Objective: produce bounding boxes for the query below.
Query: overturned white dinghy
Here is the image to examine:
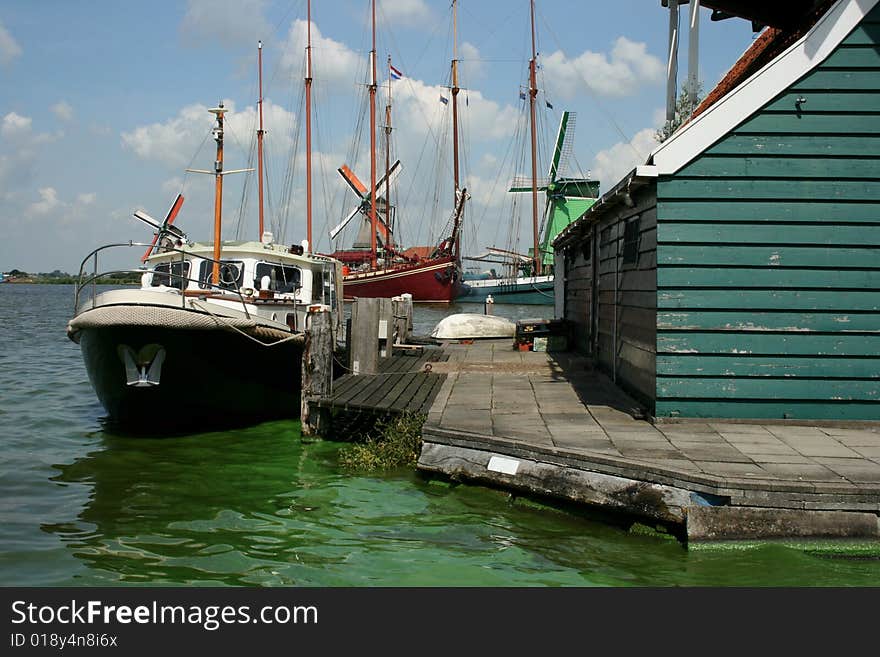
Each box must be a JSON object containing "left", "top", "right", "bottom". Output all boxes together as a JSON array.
[{"left": 430, "top": 313, "right": 516, "bottom": 340}]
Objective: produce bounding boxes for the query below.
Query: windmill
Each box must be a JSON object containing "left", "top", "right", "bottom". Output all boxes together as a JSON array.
[
  {"left": 133, "top": 194, "right": 186, "bottom": 262},
  {"left": 508, "top": 112, "right": 599, "bottom": 271},
  {"left": 330, "top": 160, "right": 402, "bottom": 250}
]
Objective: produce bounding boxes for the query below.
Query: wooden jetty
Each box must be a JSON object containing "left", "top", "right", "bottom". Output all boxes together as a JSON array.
[
  {"left": 302, "top": 301, "right": 880, "bottom": 544},
  {"left": 418, "top": 340, "right": 880, "bottom": 544}
]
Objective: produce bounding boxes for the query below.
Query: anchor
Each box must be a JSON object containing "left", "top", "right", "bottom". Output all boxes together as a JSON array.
[{"left": 117, "top": 344, "right": 166, "bottom": 387}]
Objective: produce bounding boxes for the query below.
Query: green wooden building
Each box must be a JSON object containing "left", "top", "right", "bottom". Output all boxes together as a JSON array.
[{"left": 554, "top": 0, "right": 880, "bottom": 421}]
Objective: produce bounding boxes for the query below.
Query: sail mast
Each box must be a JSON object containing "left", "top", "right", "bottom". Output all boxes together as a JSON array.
[
  {"left": 257, "top": 42, "right": 265, "bottom": 239},
  {"left": 305, "top": 0, "right": 313, "bottom": 249},
  {"left": 450, "top": 0, "right": 462, "bottom": 260},
  {"left": 528, "top": 0, "right": 541, "bottom": 276},
  {"left": 368, "top": 0, "right": 378, "bottom": 269},
  {"left": 385, "top": 55, "right": 394, "bottom": 255},
  {"left": 209, "top": 103, "right": 227, "bottom": 284}
]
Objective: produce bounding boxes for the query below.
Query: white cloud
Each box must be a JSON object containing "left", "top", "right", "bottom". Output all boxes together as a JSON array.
[
  {"left": 280, "top": 20, "right": 363, "bottom": 91},
  {"left": 0, "top": 21, "right": 22, "bottom": 66},
  {"left": 27, "top": 187, "right": 61, "bottom": 216},
  {"left": 2, "top": 112, "right": 32, "bottom": 138},
  {"left": 77, "top": 192, "right": 96, "bottom": 205},
  {"left": 121, "top": 100, "right": 296, "bottom": 170},
  {"left": 377, "top": 0, "right": 432, "bottom": 26},
  {"left": 459, "top": 42, "right": 485, "bottom": 82},
  {"left": 542, "top": 36, "right": 664, "bottom": 99},
  {"left": 180, "top": 0, "right": 271, "bottom": 46},
  {"left": 589, "top": 128, "right": 656, "bottom": 190},
  {"left": 51, "top": 101, "right": 74, "bottom": 122}
]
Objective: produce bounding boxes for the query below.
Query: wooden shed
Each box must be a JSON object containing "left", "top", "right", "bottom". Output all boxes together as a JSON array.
[{"left": 553, "top": 0, "right": 880, "bottom": 421}]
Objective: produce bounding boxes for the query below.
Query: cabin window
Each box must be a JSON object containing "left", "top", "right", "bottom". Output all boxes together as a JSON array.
[
  {"left": 622, "top": 216, "right": 640, "bottom": 265},
  {"left": 255, "top": 262, "right": 301, "bottom": 294},
  {"left": 198, "top": 260, "right": 244, "bottom": 291},
  {"left": 151, "top": 261, "right": 190, "bottom": 289}
]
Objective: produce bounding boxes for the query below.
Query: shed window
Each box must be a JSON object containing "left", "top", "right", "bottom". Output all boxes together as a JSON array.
[{"left": 622, "top": 217, "right": 640, "bottom": 265}]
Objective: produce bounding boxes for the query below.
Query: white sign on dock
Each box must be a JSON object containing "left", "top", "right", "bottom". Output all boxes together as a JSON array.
[{"left": 487, "top": 455, "right": 520, "bottom": 475}]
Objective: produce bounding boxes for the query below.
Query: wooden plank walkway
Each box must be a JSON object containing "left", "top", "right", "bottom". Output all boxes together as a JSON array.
[{"left": 316, "top": 348, "right": 449, "bottom": 417}]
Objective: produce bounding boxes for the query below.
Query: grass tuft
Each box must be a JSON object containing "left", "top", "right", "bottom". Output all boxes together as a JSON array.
[{"left": 338, "top": 412, "right": 426, "bottom": 471}]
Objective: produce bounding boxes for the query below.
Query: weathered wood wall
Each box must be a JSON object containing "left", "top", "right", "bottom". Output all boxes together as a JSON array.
[
  {"left": 654, "top": 7, "right": 880, "bottom": 420},
  {"left": 559, "top": 187, "right": 658, "bottom": 407}
]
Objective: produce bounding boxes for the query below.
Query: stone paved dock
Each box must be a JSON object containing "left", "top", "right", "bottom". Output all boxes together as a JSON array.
[{"left": 418, "top": 340, "right": 880, "bottom": 542}]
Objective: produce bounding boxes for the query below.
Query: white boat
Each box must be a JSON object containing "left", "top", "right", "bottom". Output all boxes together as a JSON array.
[
  {"left": 67, "top": 42, "right": 342, "bottom": 429},
  {"left": 430, "top": 313, "right": 515, "bottom": 340}
]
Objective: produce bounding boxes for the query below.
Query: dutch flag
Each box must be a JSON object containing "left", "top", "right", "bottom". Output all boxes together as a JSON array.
[{"left": 390, "top": 64, "right": 403, "bottom": 80}]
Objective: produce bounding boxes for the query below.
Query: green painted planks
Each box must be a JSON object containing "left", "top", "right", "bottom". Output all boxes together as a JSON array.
[
  {"left": 657, "top": 332, "right": 880, "bottom": 356},
  {"left": 737, "top": 112, "right": 880, "bottom": 133},
  {"left": 656, "top": 377, "right": 878, "bottom": 400},
  {"left": 657, "top": 222, "right": 880, "bottom": 245},
  {"left": 674, "top": 155, "right": 880, "bottom": 179},
  {"left": 657, "top": 245, "right": 879, "bottom": 268},
  {"left": 658, "top": 289, "right": 880, "bottom": 311},
  {"left": 657, "top": 268, "right": 879, "bottom": 289},
  {"left": 654, "top": 400, "right": 879, "bottom": 420},
  {"left": 841, "top": 23, "right": 880, "bottom": 46},
  {"left": 820, "top": 46, "right": 880, "bottom": 68},
  {"left": 705, "top": 134, "right": 880, "bottom": 157},
  {"left": 656, "top": 310, "right": 880, "bottom": 333},
  {"left": 766, "top": 91, "right": 880, "bottom": 113},
  {"left": 656, "top": 354, "right": 880, "bottom": 378},
  {"left": 792, "top": 69, "right": 880, "bottom": 92},
  {"left": 658, "top": 199, "right": 880, "bottom": 223},
  {"left": 660, "top": 179, "right": 880, "bottom": 200}
]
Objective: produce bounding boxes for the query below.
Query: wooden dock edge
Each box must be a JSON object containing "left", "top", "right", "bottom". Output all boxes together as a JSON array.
[{"left": 418, "top": 431, "right": 880, "bottom": 543}]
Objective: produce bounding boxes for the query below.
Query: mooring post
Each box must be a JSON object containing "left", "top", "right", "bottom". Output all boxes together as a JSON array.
[
  {"left": 378, "top": 297, "right": 393, "bottom": 358},
  {"left": 401, "top": 292, "right": 413, "bottom": 341},
  {"left": 301, "top": 304, "right": 333, "bottom": 436},
  {"left": 349, "top": 296, "right": 379, "bottom": 375},
  {"left": 484, "top": 294, "right": 494, "bottom": 315}
]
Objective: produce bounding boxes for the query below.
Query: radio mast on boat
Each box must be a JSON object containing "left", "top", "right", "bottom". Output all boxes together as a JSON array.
[{"left": 257, "top": 41, "right": 266, "bottom": 239}]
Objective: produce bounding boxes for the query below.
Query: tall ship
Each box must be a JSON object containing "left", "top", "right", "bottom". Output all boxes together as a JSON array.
[
  {"left": 460, "top": 1, "right": 598, "bottom": 305},
  {"left": 67, "top": 36, "right": 342, "bottom": 429},
  {"left": 328, "top": 0, "right": 467, "bottom": 303}
]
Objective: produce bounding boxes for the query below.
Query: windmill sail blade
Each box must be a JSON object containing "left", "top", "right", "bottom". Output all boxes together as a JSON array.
[
  {"left": 338, "top": 164, "right": 368, "bottom": 198},
  {"left": 142, "top": 194, "right": 185, "bottom": 262},
  {"left": 374, "top": 160, "right": 402, "bottom": 200},
  {"left": 548, "top": 111, "right": 575, "bottom": 182},
  {"left": 133, "top": 210, "right": 162, "bottom": 230},
  {"left": 330, "top": 205, "right": 363, "bottom": 240}
]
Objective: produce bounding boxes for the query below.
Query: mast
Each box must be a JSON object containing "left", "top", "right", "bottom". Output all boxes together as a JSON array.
[
  {"left": 305, "top": 0, "right": 313, "bottom": 249},
  {"left": 450, "top": 0, "right": 462, "bottom": 261},
  {"left": 368, "top": 0, "right": 378, "bottom": 269},
  {"left": 528, "top": 0, "right": 541, "bottom": 276},
  {"left": 209, "top": 103, "right": 227, "bottom": 284},
  {"left": 257, "top": 42, "right": 265, "bottom": 239},
  {"left": 385, "top": 54, "right": 393, "bottom": 255}
]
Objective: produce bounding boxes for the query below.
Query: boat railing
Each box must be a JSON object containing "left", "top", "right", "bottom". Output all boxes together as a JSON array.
[{"left": 74, "top": 241, "right": 252, "bottom": 319}]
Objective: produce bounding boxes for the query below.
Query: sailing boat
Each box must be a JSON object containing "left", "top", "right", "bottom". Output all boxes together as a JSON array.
[
  {"left": 460, "top": 1, "right": 598, "bottom": 305},
  {"left": 66, "top": 37, "right": 343, "bottom": 429},
  {"left": 328, "top": 0, "right": 466, "bottom": 303}
]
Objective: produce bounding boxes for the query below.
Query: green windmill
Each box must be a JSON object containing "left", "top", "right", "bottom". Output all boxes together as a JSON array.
[{"left": 509, "top": 111, "right": 599, "bottom": 274}]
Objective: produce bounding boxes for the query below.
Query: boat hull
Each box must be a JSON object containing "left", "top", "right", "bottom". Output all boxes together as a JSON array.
[
  {"left": 342, "top": 256, "right": 461, "bottom": 302},
  {"left": 459, "top": 276, "right": 554, "bottom": 305},
  {"left": 78, "top": 324, "right": 302, "bottom": 430}
]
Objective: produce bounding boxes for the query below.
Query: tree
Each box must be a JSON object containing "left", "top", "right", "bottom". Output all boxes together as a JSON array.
[{"left": 655, "top": 81, "right": 704, "bottom": 143}]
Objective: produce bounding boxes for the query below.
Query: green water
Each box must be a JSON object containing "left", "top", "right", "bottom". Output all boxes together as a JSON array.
[{"left": 1, "top": 284, "right": 879, "bottom": 586}]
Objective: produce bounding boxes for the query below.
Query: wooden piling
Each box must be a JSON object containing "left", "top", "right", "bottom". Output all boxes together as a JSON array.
[
  {"left": 378, "top": 297, "right": 393, "bottom": 357},
  {"left": 301, "top": 304, "right": 334, "bottom": 435},
  {"left": 349, "top": 297, "right": 379, "bottom": 375}
]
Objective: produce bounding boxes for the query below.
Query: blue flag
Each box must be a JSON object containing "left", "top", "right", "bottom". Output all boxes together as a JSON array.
[{"left": 439, "top": 95, "right": 448, "bottom": 104}]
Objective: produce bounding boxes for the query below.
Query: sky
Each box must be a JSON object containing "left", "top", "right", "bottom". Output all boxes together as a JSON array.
[{"left": 0, "top": 0, "right": 761, "bottom": 274}]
